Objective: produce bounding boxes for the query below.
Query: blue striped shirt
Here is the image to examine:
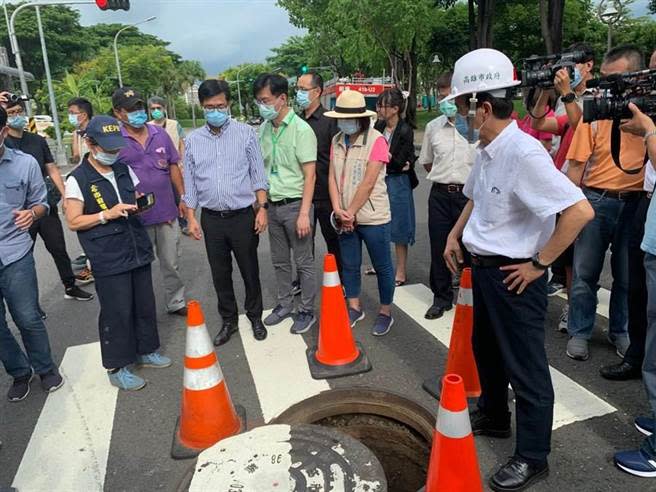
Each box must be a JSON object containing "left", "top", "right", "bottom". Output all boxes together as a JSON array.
[{"left": 183, "top": 119, "right": 268, "bottom": 211}]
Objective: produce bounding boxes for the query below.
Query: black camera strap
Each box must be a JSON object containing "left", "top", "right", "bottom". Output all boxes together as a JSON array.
[{"left": 610, "top": 118, "right": 648, "bottom": 175}]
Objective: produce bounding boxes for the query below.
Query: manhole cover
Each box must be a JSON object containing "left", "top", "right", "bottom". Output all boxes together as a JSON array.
[{"left": 186, "top": 424, "right": 387, "bottom": 491}]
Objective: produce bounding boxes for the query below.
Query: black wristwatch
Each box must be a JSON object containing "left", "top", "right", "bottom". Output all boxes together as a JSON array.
[
  {"left": 561, "top": 92, "right": 576, "bottom": 104},
  {"left": 254, "top": 201, "right": 269, "bottom": 211},
  {"left": 531, "top": 253, "right": 550, "bottom": 270}
]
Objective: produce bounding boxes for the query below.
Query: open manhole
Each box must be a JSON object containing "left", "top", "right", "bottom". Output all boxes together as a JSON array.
[{"left": 272, "top": 388, "right": 435, "bottom": 492}]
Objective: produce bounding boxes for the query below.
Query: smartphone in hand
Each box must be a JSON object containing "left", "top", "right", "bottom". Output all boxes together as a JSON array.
[{"left": 132, "top": 193, "right": 156, "bottom": 214}]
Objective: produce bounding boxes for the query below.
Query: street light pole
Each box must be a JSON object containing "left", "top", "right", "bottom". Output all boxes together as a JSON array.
[
  {"left": 236, "top": 65, "right": 247, "bottom": 117},
  {"left": 113, "top": 16, "right": 157, "bottom": 88}
]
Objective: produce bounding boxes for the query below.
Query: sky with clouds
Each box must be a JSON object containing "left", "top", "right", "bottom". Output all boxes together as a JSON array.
[{"left": 72, "top": 0, "right": 304, "bottom": 76}]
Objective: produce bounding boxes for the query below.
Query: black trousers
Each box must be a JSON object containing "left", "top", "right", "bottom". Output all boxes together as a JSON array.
[
  {"left": 472, "top": 265, "right": 553, "bottom": 464},
  {"left": 29, "top": 206, "right": 75, "bottom": 288},
  {"left": 624, "top": 194, "right": 650, "bottom": 367},
  {"left": 95, "top": 264, "right": 159, "bottom": 369},
  {"left": 201, "top": 207, "right": 263, "bottom": 323},
  {"left": 313, "top": 199, "right": 342, "bottom": 274},
  {"left": 428, "top": 185, "right": 469, "bottom": 308}
]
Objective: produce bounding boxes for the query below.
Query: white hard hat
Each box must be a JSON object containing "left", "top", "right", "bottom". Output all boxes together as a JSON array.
[{"left": 443, "top": 48, "right": 520, "bottom": 102}]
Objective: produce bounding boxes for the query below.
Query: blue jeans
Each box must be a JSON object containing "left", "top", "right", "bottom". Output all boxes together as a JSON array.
[
  {"left": 642, "top": 253, "right": 656, "bottom": 458},
  {"left": 0, "top": 252, "right": 55, "bottom": 378},
  {"left": 339, "top": 223, "right": 395, "bottom": 305},
  {"left": 568, "top": 189, "right": 637, "bottom": 340}
]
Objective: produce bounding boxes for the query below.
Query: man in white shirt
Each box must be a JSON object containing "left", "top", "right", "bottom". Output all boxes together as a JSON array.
[
  {"left": 443, "top": 49, "right": 594, "bottom": 492},
  {"left": 419, "top": 71, "right": 477, "bottom": 319}
]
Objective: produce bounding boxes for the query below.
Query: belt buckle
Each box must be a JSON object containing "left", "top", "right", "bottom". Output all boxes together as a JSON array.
[
  {"left": 219, "top": 210, "right": 230, "bottom": 218},
  {"left": 447, "top": 184, "right": 459, "bottom": 193}
]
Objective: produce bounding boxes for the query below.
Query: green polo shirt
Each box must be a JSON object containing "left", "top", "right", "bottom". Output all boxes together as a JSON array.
[{"left": 258, "top": 109, "right": 317, "bottom": 202}]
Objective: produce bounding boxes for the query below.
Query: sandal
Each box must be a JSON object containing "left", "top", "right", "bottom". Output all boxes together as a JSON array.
[
  {"left": 395, "top": 280, "right": 406, "bottom": 287},
  {"left": 365, "top": 267, "right": 377, "bottom": 275}
]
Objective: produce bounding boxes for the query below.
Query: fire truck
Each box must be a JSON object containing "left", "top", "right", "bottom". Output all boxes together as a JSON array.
[{"left": 321, "top": 75, "right": 396, "bottom": 111}]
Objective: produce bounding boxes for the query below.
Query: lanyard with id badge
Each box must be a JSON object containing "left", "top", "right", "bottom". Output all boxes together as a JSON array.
[{"left": 268, "top": 113, "right": 294, "bottom": 176}]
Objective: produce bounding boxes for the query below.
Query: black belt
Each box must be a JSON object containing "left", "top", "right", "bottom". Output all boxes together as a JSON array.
[
  {"left": 646, "top": 192, "right": 653, "bottom": 200},
  {"left": 202, "top": 206, "right": 251, "bottom": 218},
  {"left": 585, "top": 187, "right": 641, "bottom": 201},
  {"left": 270, "top": 197, "right": 302, "bottom": 207},
  {"left": 433, "top": 183, "right": 465, "bottom": 193},
  {"left": 471, "top": 254, "right": 531, "bottom": 268}
]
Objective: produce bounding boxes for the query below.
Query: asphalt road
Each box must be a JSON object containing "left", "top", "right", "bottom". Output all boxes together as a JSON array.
[{"left": 0, "top": 164, "right": 652, "bottom": 492}]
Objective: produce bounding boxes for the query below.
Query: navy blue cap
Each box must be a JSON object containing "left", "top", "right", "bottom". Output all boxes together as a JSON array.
[{"left": 84, "top": 116, "right": 126, "bottom": 151}]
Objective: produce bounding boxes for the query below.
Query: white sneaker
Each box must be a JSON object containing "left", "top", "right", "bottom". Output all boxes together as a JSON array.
[{"left": 557, "top": 304, "right": 568, "bottom": 333}]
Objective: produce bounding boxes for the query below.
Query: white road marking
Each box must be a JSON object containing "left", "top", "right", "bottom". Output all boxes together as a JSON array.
[
  {"left": 558, "top": 287, "right": 610, "bottom": 319},
  {"left": 12, "top": 342, "right": 117, "bottom": 492},
  {"left": 394, "top": 284, "right": 617, "bottom": 430},
  {"left": 238, "top": 313, "right": 329, "bottom": 423}
]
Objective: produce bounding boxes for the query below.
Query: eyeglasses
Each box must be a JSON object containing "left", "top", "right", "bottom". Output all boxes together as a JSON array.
[
  {"left": 6, "top": 108, "right": 24, "bottom": 117},
  {"left": 203, "top": 105, "right": 229, "bottom": 111},
  {"left": 376, "top": 104, "right": 391, "bottom": 109}
]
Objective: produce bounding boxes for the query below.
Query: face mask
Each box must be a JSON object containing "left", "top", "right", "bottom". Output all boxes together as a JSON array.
[
  {"left": 127, "top": 109, "right": 148, "bottom": 128},
  {"left": 257, "top": 101, "right": 280, "bottom": 121},
  {"left": 296, "top": 90, "right": 312, "bottom": 109},
  {"left": 7, "top": 115, "right": 27, "bottom": 130},
  {"left": 68, "top": 113, "right": 80, "bottom": 127},
  {"left": 571, "top": 67, "right": 583, "bottom": 89},
  {"left": 338, "top": 119, "right": 360, "bottom": 135},
  {"left": 151, "top": 109, "right": 165, "bottom": 121},
  {"left": 439, "top": 99, "right": 458, "bottom": 118},
  {"left": 93, "top": 149, "right": 119, "bottom": 166},
  {"left": 205, "top": 108, "right": 230, "bottom": 128},
  {"left": 455, "top": 113, "right": 479, "bottom": 141}
]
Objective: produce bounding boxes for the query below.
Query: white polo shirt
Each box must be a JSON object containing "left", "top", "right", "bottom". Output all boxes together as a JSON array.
[
  {"left": 419, "top": 115, "right": 477, "bottom": 184},
  {"left": 462, "top": 121, "right": 585, "bottom": 258}
]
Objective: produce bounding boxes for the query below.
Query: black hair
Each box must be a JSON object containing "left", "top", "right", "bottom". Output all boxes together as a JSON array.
[
  {"left": 198, "top": 79, "right": 231, "bottom": 104},
  {"left": 436, "top": 71, "right": 453, "bottom": 89},
  {"left": 567, "top": 42, "right": 595, "bottom": 63},
  {"left": 377, "top": 87, "right": 405, "bottom": 111},
  {"left": 305, "top": 71, "right": 324, "bottom": 93},
  {"left": 604, "top": 44, "right": 645, "bottom": 71},
  {"left": 356, "top": 116, "right": 371, "bottom": 134},
  {"left": 476, "top": 92, "right": 514, "bottom": 119},
  {"left": 252, "top": 73, "right": 288, "bottom": 98},
  {"left": 67, "top": 97, "right": 93, "bottom": 119},
  {"left": 0, "top": 106, "right": 6, "bottom": 128},
  {"left": 4, "top": 98, "right": 24, "bottom": 111}
]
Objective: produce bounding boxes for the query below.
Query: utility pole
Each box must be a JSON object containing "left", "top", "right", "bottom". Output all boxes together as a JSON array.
[{"left": 113, "top": 16, "right": 157, "bottom": 87}]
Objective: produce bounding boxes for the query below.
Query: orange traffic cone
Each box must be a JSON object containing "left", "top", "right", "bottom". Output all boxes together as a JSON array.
[
  {"left": 306, "top": 254, "right": 372, "bottom": 379},
  {"left": 425, "top": 374, "right": 483, "bottom": 492},
  {"left": 423, "top": 268, "right": 481, "bottom": 400},
  {"left": 171, "top": 300, "right": 245, "bottom": 459}
]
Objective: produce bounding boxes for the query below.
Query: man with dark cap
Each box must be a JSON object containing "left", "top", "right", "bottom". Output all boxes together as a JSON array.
[{"left": 112, "top": 87, "right": 187, "bottom": 316}]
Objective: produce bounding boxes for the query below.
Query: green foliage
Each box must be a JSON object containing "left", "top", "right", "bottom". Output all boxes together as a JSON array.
[{"left": 219, "top": 62, "right": 278, "bottom": 116}]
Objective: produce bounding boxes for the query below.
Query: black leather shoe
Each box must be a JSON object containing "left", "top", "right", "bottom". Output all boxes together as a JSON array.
[
  {"left": 251, "top": 319, "right": 267, "bottom": 341},
  {"left": 213, "top": 321, "right": 238, "bottom": 347},
  {"left": 470, "top": 409, "right": 512, "bottom": 438},
  {"left": 490, "top": 456, "right": 549, "bottom": 491},
  {"left": 424, "top": 304, "right": 452, "bottom": 320},
  {"left": 599, "top": 361, "right": 642, "bottom": 381}
]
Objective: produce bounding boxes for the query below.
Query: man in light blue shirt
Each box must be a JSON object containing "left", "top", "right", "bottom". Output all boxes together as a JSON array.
[{"left": 0, "top": 106, "right": 63, "bottom": 402}]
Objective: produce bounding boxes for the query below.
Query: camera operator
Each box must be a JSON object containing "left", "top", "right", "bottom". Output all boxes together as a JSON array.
[
  {"left": 599, "top": 49, "right": 656, "bottom": 382},
  {"left": 565, "top": 45, "right": 646, "bottom": 362},
  {"left": 612, "top": 101, "right": 656, "bottom": 476},
  {"left": 529, "top": 43, "right": 595, "bottom": 333}
]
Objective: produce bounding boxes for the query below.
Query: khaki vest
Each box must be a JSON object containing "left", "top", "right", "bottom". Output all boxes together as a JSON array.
[
  {"left": 150, "top": 118, "right": 181, "bottom": 150},
  {"left": 331, "top": 128, "right": 390, "bottom": 225}
]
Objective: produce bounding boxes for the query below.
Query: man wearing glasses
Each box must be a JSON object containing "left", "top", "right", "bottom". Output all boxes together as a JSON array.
[{"left": 183, "top": 79, "right": 269, "bottom": 346}]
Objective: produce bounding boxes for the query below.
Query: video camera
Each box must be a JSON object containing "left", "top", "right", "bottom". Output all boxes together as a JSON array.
[
  {"left": 583, "top": 69, "right": 656, "bottom": 123},
  {"left": 520, "top": 51, "right": 589, "bottom": 88},
  {"left": 581, "top": 69, "right": 656, "bottom": 175},
  {"left": 5, "top": 93, "right": 29, "bottom": 104}
]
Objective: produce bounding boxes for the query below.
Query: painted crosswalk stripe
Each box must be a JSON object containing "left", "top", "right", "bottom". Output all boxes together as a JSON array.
[
  {"left": 394, "top": 284, "right": 617, "bottom": 430},
  {"left": 238, "top": 313, "right": 329, "bottom": 423},
  {"left": 558, "top": 287, "right": 610, "bottom": 319},
  {"left": 12, "top": 342, "right": 117, "bottom": 492}
]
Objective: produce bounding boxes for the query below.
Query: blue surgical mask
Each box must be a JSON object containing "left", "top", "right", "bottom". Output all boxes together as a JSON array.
[
  {"left": 338, "top": 119, "right": 360, "bottom": 136},
  {"left": 127, "top": 109, "right": 148, "bottom": 128},
  {"left": 151, "top": 108, "right": 165, "bottom": 121},
  {"left": 94, "top": 149, "right": 119, "bottom": 166},
  {"left": 7, "top": 115, "right": 28, "bottom": 130},
  {"left": 204, "top": 108, "right": 230, "bottom": 128},
  {"left": 439, "top": 99, "right": 458, "bottom": 118},
  {"left": 571, "top": 67, "right": 583, "bottom": 89},
  {"left": 296, "top": 90, "right": 312, "bottom": 109},
  {"left": 455, "top": 113, "right": 479, "bottom": 141},
  {"left": 257, "top": 102, "right": 280, "bottom": 121},
  {"left": 68, "top": 113, "right": 80, "bottom": 128}
]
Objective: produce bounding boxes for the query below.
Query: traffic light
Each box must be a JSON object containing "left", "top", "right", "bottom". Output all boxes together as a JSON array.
[
  {"left": 299, "top": 64, "right": 309, "bottom": 75},
  {"left": 96, "top": 0, "right": 130, "bottom": 10}
]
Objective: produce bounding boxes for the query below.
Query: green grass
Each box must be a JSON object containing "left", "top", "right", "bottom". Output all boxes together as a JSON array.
[{"left": 415, "top": 109, "right": 438, "bottom": 132}]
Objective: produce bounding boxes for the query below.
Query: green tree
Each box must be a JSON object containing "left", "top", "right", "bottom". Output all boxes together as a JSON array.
[{"left": 220, "top": 62, "right": 276, "bottom": 116}]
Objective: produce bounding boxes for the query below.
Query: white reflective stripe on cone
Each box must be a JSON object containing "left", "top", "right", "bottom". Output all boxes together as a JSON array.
[
  {"left": 184, "top": 364, "right": 223, "bottom": 391},
  {"left": 436, "top": 407, "right": 472, "bottom": 439},
  {"left": 457, "top": 287, "right": 473, "bottom": 307},
  {"left": 186, "top": 324, "right": 214, "bottom": 358},
  {"left": 323, "top": 270, "right": 341, "bottom": 288}
]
